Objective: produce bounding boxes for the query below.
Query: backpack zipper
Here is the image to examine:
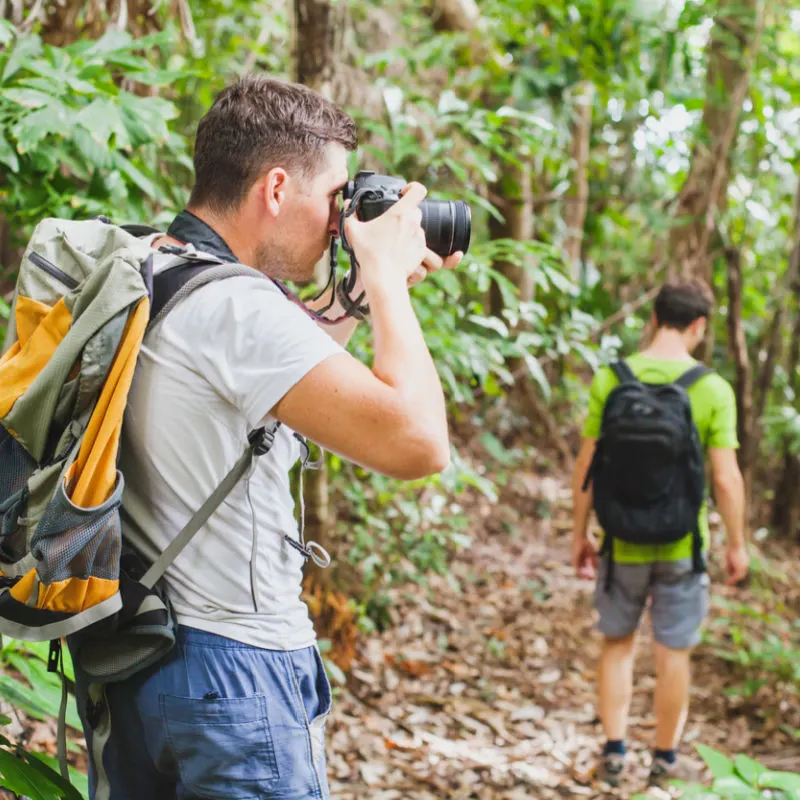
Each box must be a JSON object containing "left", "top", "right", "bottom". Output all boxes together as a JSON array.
[{"left": 28, "top": 252, "right": 79, "bottom": 290}]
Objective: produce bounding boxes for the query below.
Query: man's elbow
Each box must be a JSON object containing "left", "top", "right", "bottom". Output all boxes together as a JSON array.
[{"left": 389, "top": 427, "right": 450, "bottom": 480}]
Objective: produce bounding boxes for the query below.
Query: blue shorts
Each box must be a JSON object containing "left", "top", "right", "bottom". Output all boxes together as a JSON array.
[{"left": 72, "top": 626, "right": 332, "bottom": 800}]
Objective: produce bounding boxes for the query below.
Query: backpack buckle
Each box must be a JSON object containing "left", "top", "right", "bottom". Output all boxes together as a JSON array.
[
  {"left": 158, "top": 244, "right": 188, "bottom": 256},
  {"left": 248, "top": 426, "right": 276, "bottom": 456}
]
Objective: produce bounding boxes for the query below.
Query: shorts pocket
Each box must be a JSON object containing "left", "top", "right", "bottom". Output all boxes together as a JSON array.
[
  {"left": 308, "top": 646, "right": 332, "bottom": 773},
  {"left": 161, "top": 693, "right": 278, "bottom": 799}
]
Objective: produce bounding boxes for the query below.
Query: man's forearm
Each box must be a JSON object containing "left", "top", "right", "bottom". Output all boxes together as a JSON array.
[
  {"left": 366, "top": 276, "right": 447, "bottom": 439},
  {"left": 572, "top": 479, "right": 592, "bottom": 541},
  {"left": 714, "top": 476, "right": 746, "bottom": 548}
]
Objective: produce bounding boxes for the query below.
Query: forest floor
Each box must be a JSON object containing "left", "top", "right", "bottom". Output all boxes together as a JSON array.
[
  {"left": 1, "top": 459, "right": 798, "bottom": 800},
  {"left": 323, "top": 464, "right": 800, "bottom": 800}
]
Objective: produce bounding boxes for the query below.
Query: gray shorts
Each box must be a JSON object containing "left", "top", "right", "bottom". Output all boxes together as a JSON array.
[{"left": 594, "top": 556, "right": 710, "bottom": 650}]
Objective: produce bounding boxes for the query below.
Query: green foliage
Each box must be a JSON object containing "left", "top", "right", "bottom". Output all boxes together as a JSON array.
[
  {"left": 630, "top": 746, "right": 800, "bottom": 800},
  {"left": 701, "top": 595, "right": 800, "bottom": 699},
  {"left": 0, "top": 722, "right": 85, "bottom": 800},
  {"left": 0, "top": 639, "right": 82, "bottom": 731},
  {"left": 0, "top": 25, "right": 192, "bottom": 253}
]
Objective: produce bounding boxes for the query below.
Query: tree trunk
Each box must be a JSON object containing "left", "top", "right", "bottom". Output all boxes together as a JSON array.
[
  {"left": 488, "top": 157, "right": 535, "bottom": 315},
  {"left": 771, "top": 178, "right": 800, "bottom": 540},
  {"left": 292, "top": 0, "right": 347, "bottom": 590},
  {"left": 725, "top": 247, "right": 754, "bottom": 510},
  {"left": 771, "top": 303, "right": 800, "bottom": 539},
  {"left": 294, "top": 0, "right": 346, "bottom": 98},
  {"left": 669, "top": 0, "right": 761, "bottom": 284},
  {"left": 563, "top": 81, "right": 594, "bottom": 283}
]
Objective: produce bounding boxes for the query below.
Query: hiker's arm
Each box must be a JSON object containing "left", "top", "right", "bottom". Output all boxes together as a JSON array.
[
  {"left": 273, "top": 183, "right": 459, "bottom": 481},
  {"left": 571, "top": 437, "right": 598, "bottom": 578},
  {"left": 708, "top": 448, "right": 748, "bottom": 583},
  {"left": 572, "top": 437, "right": 596, "bottom": 540}
]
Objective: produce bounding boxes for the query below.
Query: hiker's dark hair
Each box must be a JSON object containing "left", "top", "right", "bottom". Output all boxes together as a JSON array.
[
  {"left": 189, "top": 74, "right": 358, "bottom": 213},
  {"left": 653, "top": 278, "right": 714, "bottom": 331}
]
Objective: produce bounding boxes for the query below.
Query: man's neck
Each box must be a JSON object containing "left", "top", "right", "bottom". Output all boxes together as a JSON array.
[
  {"left": 185, "top": 206, "right": 255, "bottom": 266},
  {"left": 640, "top": 328, "right": 694, "bottom": 361}
]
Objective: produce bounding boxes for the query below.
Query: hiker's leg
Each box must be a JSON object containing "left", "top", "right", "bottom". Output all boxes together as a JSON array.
[
  {"left": 599, "top": 633, "right": 637, "bottom": 740},
  {"left": 649, "top": 558, "right": 710, "bottom": 751},
  {"left": 593, "top": 558, "right": 651, "bottom": 741},
  {"left": 69, "top": 644, "right": 179, "bottom": 800},
  {"left": 652, "top": 642, "right": 691, "bottom": 749},
  {"left": 152, "top": 626, "right": 331, "bottom": 800}
]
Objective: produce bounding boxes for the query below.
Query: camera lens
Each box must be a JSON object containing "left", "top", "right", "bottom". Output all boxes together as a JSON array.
[{"left": 420, "top": 200, "right": 471, "bottom": 257}]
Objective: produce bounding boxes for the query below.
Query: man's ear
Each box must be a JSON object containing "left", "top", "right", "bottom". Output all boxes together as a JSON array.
[
  {"left": 691, "top": 316, "right": 707, "bottom": 342},
  {"left": 262, "top": 167, "right": 290, "bottom": 217}
]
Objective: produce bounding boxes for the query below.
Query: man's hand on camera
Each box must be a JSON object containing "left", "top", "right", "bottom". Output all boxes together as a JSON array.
[
  {"left": 344, "top": 182, "right": 463, "bottom": 292},
  {"left": 409, "top": 246, "right": 462, "bottom": 288}
]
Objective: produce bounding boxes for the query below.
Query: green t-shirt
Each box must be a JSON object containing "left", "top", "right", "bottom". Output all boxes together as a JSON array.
[{"left": 582, "top": 354, "right": 739, "bottom": 563}]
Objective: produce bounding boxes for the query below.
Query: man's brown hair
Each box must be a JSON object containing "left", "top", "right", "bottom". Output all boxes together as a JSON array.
[
  {"left": 653, "top": 278, "right": 714, "bottom": 331},
  {"left": 189, "top": 75, "right": 358, "bottom": 213}
]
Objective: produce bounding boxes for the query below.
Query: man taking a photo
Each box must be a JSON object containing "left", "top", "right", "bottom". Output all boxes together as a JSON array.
[{"left": 72, "top": 74, "right": 462, "bottom": 800}]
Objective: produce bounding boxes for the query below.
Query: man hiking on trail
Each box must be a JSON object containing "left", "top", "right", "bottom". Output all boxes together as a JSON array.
[
  {"left": 571, "top": 278, "right": 749, "bottom": 788},
  {"left": 68, "top": 75, "right": 462, "bottom": 799}
]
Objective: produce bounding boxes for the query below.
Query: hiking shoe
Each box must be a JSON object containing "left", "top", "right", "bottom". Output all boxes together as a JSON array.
[
  {"left": 598, "top": 752, "right": 626, "bottom": 786},
  {"left": 648, "top": 756, "right": 678, "bottom": 788},
  {"left": 648, "top": 755, "right": 703, "bottom": 788}
]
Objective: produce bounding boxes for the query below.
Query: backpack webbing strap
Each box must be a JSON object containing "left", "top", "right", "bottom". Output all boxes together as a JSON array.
[
  {"left": 674, "top": 364, "right": 713, "bottom": 390},
  {"left": 610, "top": 360, "right": 638, "bottom": 385},
  {"left": 691, "top": 528, "right": 705, "bottom": 574},
  {"left": 139, "top": 425, "right": 279, "bottom": 590},
  {"left": 150, "top": 259, "right": 223, "bottom": 319},
  {"left": 600, "top": 534, "right": 614, "bottom": 592},
  {"left": 150, "top": 261, "right": 262, "bottom": 329}
]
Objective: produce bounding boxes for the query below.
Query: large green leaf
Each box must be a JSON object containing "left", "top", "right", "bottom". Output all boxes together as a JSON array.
[
  {"left": 734, "top": 755, "right": 766, "bottom": 787},
  {"left": 758, "top": 771, "right": 800, "bottom": 800},
  {"left": 5, "top": 653, "right": 82, "bottom": 730},
  {"left": 2, "top": 34, "right": 44, "bottom": 83},
  {"left": 0, "top": 132, "right": 20, "bottom": 173},
  {"left": 696, "top": 744, "right": 735, "bottom": 779},
  {"left": 3, "top": 88, "right": 54, "bottom": 109},
  {"left": 26, "top": 753, "right": 87, "bottom": 800},
  {"left": 0, "top": 748, "right": 69, "bottom": 800},
  {"left": 0, "top": 674, "right": 57, "bottom": 722},
  {"left": 710, "top": 775, "right": 763, "bottom": 798}
]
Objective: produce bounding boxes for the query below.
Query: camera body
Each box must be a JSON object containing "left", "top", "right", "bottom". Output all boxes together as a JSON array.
[{"left": 343, "top": 171, "right": 471, "bottom": 257}]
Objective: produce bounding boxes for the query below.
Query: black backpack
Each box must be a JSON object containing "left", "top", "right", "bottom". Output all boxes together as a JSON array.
[{"left": 583, "top": 360, "right": 712, "bottom": 590}]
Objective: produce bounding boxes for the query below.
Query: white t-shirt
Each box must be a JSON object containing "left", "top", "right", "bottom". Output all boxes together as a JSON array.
[{"left": 119, "top": 275, "right": 344, "bottom": 651}]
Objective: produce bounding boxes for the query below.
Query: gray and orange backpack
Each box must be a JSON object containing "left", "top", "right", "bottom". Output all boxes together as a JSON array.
[{"left": 0, "top": 217, "right": 279, "bottom": 777}]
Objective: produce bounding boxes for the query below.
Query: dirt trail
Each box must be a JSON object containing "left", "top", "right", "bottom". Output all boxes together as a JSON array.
[{"left": 326, "top": 475, "right": 799, "bottom": 799}]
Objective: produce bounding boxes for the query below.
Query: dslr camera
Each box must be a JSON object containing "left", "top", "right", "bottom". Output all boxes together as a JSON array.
[{"left": 342, "top": 171, "right": 471, "bottom": 257}]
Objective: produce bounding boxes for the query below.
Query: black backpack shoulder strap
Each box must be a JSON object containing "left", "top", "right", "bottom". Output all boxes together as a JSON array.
[
  {"left": 674, "top": 364, "right": 714, "bottom": 390},
  {"left": 150, "top": 260, "right": 223, "bottom": 319},
  {"left": 610, "top": 360, "right": 639, "bottom": 385}
]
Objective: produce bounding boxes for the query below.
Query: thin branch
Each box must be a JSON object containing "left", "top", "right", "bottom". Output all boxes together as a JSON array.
[
  {"left": 112, "top": 0, "right": 128, "bottom": 32},
  {"left": 17, "top": 0, "right": 47, "bottom": 33}
]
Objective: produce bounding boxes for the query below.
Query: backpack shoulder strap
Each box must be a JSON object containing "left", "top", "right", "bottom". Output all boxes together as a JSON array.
[
  {"left": 150, "top": 259, "right": 263, "bottom": 326},
  {"left": 674, "top": 364, "right": 714, "bottom": 390},
  {"left": 139, "top": 421, "right": 281, "bottom": 590},
  {"left": 610, "top": 360, "right": 639, "bottom": 385}
]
